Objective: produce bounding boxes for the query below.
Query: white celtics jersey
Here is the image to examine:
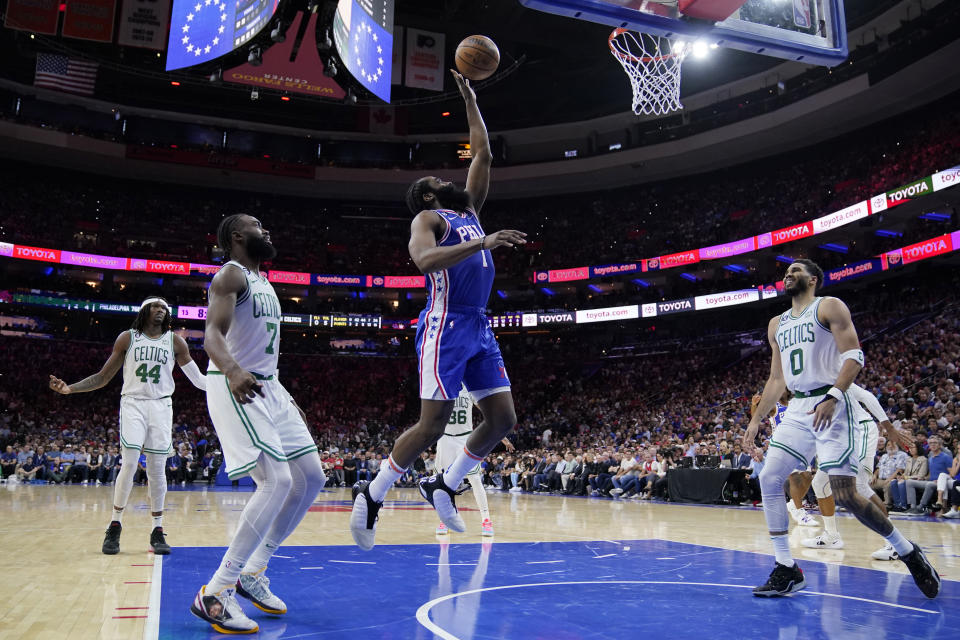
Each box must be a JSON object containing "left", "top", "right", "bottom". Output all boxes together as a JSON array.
[
  {"left": 444, "top": 387, "right": 475, "bottom": 436},
  {"left": 121, "top": 330, "right": 175, "bottom": 399},
  {"left": 775, "top": 297, "right": 841, "bottom": 393},
  {"left": 216, "top": 260, "right": 282, "bottom": 377}
]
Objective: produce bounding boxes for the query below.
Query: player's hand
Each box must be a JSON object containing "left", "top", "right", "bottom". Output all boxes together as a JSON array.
[
  {"left": 808, "top": 398, "right": 837, "bottom": 432},
  {"left": 49, "top": 375, "right": 71, "bottom": 395},
  {"left": 483, "top": 230, "right": 527, "bottom": 250},
  {"left": 881, "top": 420, "right": 914, "bottom": 451},
  {"left": 503, "top": 439, "right": 515, "bottom": 452},
  {"left": 750, "top": 393, "right": 762, "bottom": 418},
  {"left": 450, "top": 69, "right": 476, "bottom": 102},
  {"left": 227, "top": 369, "right": 264, "bottom": 404}
]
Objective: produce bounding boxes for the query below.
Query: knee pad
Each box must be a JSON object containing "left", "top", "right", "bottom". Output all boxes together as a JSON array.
[{"left": 812, "top": 469, "right": 832, "bottom": 500}]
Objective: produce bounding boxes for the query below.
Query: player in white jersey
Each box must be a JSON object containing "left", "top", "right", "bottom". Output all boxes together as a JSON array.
[
  {"left": 49, "top": 296, "right": 207, "bottom": 555},
  {"left": 189, "top": 214, "right": 325, "bottom": 635},
  {"left": 433, "top": 386, "right": 514, "bottom": 536},
  {"left": 745, "top": 259, "right": 939, "bottom": 599}
]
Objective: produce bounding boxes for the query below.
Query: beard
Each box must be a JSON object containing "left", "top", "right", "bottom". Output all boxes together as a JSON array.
[
  {"left": 247, "top": 235, "right": 277, "bottom": 261},
  {"left": 436, "top": 182, "right": 472, "bottom": 211},
  {"left": 784, "top": 275, "right": 809, "bottom": 297}
]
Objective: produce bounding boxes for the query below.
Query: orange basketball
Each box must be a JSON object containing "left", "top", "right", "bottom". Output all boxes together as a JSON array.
[{"left": 455, "top": 35, "right": 500, "bottom": 81}]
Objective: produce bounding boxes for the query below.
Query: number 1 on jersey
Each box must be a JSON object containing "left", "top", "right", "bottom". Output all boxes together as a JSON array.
[{"left": 265, "top": 322, "right": 278, "bottom": 354}]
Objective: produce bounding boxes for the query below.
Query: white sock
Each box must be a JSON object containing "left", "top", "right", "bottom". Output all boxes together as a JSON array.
[
  {"left": 822, "top": 514, "right": 838, "bottom": 537},
  {"left": 442, "top": 447, "right": 484, "bottom": 490},
  {"left": 152, "top": 514, "right": 163, "bottom": 529},
  {"left": 368, "top": 456, "right": 404, "bottom": 502},
  {"left": 883, "top": 527, "right": 913, "bottom": 556},
  {"left": 772, "top": 534, "right": 795, "bottom": 567},
  {"left": 112, "top": 507, "right": 124, "bottom": 523},
  {"left": 468, "top": 473, "right": 490, "bottom": 522}
]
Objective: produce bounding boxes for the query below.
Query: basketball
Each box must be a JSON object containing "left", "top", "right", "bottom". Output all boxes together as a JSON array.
[{"left": 455, "top": 35, "right": 500, "bottom": 81}]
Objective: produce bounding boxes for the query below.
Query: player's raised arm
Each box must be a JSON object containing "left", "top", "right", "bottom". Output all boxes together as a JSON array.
[
  {"left": 49, "top": 330, "right": 131, "bottom": 394},
  {"left": 173, "top": 333, "right": 206, "bottom": 391},
  {"left": 743, "top": 316, "right": 787, "bottom": 450},
  {"left": 452, "top": 69, "right": 492, "bottom": 214},
  {"left": 408, "top": 211, "right": 526, "bottom": 274},
  {"left": 204, "top": 266, "right": 263, "bottom": 404},
  {"left": 808, "top": 297, "right": 863, "bottom": 430}
]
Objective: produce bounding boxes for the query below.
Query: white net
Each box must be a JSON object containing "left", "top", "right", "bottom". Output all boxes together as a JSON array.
[{"left": 608, "top": 29, "right": 689, "bottom": 116}]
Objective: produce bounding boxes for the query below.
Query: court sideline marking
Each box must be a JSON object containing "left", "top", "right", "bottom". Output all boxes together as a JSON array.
[{"left": 143, "top": 554, "right": 162, "bottom": 640}]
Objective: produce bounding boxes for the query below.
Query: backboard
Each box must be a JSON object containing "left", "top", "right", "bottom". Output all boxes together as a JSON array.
[{"left": 519, "top": 0, "right": 848, "bottom": 66}]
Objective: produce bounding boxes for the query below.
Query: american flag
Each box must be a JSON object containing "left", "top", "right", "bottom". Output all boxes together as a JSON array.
[{"left": 34, "top": 53, "right": 98, "bottom": 96}]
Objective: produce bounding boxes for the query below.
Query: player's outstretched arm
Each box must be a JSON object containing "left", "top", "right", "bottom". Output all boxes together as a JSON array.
[
  {"left": 49, "top": 331, "right": 131, "bottom": 394},
  {"left": 451, "top": 69, "right": 492, "bottom": 214},
  {"left": 743, "top": 317, "right": 786, "bottom": 451},
  {"left": 808, "top": 297, "right": 863, "bottom": 430},
  {"left": 173, "top": 333, "right": 206, "bottom": 391},
  {"left": 408, "top": 211, "right": 526, "bottom": 274},
  {"left": 204, "top": 266, "right": 263, "bottom": 404}
]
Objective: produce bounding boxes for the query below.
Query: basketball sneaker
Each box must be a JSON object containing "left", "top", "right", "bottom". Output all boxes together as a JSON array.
[
  {"left": 102, "top": 521, "right": 121, "bottom": 555},
  {"left": 481, "top": 518, "right": 494, "bottom": 537},
  {"left": 349, "top": 480, "right": 382, "bottom": 551},
  {"left": 418, "top": 474, "right": 466, "bottom": 533},
  {"left": 752, "top": 562, "right": 806, "bottom": 597},
  {"left": 237, "top": 569, "right": 286, "bottom": 614},
  {"left": 436, "top": 522, "right": 449, "bottom": 535},
  {"left": 150, "top": 527, "right": 171, "bottom": 555},
  {"left": 190, "top": 585, "right": 259, "bottom": 634},
  {"left": 801, "top": 533, "right": 844, "bottom": 549},
  {"left": 942, "top": 507, "right": 960, "bottom": 519},
  {"left": 791, "top": 509, "right": 819, "bottom": 527},
  {"left": 870, "top": 544, "right": 899, "bottom": 561},
  {"left": 900, "top": 542, "right": 941, "bottom": 599}
]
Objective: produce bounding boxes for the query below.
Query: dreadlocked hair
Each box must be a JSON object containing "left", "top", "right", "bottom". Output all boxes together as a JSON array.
[
  {"left": 405, "top": 178, "right": 431, "bottom": 215},
  {"left": 793, "top": 258, "right": 825, "bottom": 290},
  {"left": 217, "top": 214, "right": 246, "bottom": 261},
  {"left": 131, "top": 298, "right": 171, "bottom": 336}
]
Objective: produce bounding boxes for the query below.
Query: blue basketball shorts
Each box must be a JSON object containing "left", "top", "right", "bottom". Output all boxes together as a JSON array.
[{"left": 415, "top": 305, "right": 511, "bottom": 400}]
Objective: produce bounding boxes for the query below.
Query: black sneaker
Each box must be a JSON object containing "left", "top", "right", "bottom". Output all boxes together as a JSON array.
[
  {"left": 349, "top": 481, "right": 383, "bottom": 551},
  {"left": 900, "top": 542, "right": 941, "bottom": 599},
  {"left": 150, "top": 527, "right": 171, "bottom": 555},
  {"left": 753, "top": 562, "right": 806, "bottom": 597},
  {"left": 418, "top": 474, "right": 467, "bottom": 532},
  {"left": 102, "top": 521, "right": 122, "bottom": 555}
]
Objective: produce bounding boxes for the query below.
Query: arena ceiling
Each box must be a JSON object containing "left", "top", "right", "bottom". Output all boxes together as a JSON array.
[{"left": 1, "top": 0, "right": 894, "bottom": 133}]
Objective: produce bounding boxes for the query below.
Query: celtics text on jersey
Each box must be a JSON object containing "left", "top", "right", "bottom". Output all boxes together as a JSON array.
[
  {"left": 214, "top": 260, "right": 283, "bottom": 377},
  {"left": 121, "top": 330, "right": 175, "bottom": 399},
  {"left": 775, "top": 297, "right": 841, "bottom": 393}
]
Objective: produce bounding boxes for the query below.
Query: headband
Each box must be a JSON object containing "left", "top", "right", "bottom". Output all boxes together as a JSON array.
[{"left": 140, "top": 297, "right": 170, "bottom": 311}]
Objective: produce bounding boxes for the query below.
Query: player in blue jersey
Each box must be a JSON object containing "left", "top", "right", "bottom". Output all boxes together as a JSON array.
[{"left": 350, "top": 70, "right": 526, "bottom": 550}]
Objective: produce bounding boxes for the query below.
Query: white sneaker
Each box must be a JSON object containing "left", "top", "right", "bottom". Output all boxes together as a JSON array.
[
  {"left": 610, "top": 488, "right": 624, "bottom": 497},
  {"left": 436, "top": 523, "right": 448, "bottom": 535},
  {"left": 418, "top": 475, "right": 466, "bottom": 533},
  {"left": 801, "top": 533, "right": 845, "bottom": 549},
  {"left": 943, "top": 508, "right": 960, "bottom": 519},
  {"left": 871, "top": 544, "right": 899, "bottom": 561},
  {"left": 349, "top": 481, "right": 382, "bottom": 551},
  {"left": 792, "top": 509, "right": 819, "bottom": 527},
  {"left": 508, "top": 486, "right": 523, "bottom": 493},
  {"left": 190, "top": 585, "right": 258, "bottom": 634},
  {"left": 236, "top": 570, "right": 286, "bottom": 614}
]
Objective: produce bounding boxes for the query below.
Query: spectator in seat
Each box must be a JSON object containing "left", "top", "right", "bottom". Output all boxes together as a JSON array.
[
  {"left": 906, "top": 436, "right": 953, "bottom": 515},
  {"left": 934, "top": 444, "right": 960, "bottom": 516},
  {"left": 0, "top": 446, "right": 17, "bottom": 480},
  {"left": 66, "top": 445, "right": 90, "bottom": 483},
  {"left": 889, "top": 442, "right": 926, "bottom": 512},
  {"left": 87, "top": 447, "right": 102, "bottom": 484},
  {"left": 166, "top": 450, "right": 181, "bottom": 484},
  {"left": 16, "top": 454, "right": 41, "bottom": 482},
  {"left": 559, "top": 453, "right": 579, "bottom": 493},
  {"left": 343, "top": 453, "right": 358, "bottom": 486},
  {"left": 871, "top": 441, "right": 907, "bottom": 507}
]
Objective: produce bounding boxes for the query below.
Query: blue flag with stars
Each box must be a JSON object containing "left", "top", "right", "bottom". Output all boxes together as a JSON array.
[
  {"left": 333, "top": 0, "right": 393, "bottom": 103},
  {"left": 166, "top": 0, "right": 278, "bottom": 71}
]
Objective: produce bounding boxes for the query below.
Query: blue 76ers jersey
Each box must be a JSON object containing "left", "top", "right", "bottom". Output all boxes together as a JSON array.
[
  {"left": 427, "top": 209, "right": 494, "bottom": 309},
  {"left": 773, "top": 402, "right": 788, "bottom": 428}
]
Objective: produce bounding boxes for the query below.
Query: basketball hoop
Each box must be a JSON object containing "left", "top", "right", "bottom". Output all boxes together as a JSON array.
[{"left": 608, "top": 28, "right": 689, "bottom": 116}]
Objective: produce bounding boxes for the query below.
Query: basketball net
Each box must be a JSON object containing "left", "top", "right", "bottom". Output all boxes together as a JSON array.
[{"left": 609, "top": 28, "right": 688, "bottom": 116}]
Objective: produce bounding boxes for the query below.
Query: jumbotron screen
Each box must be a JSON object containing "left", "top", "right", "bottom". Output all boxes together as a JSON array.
[
  {"left": 332, "top": 0, "right": 395, "bottom": 102},
  {"left": 166, "top": 0, "right": 279, "bottom": 71}
]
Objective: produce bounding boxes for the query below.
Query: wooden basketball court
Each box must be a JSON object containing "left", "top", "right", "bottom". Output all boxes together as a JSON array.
[{"left": 0, "top": 482, "right": 956, "bottom": 639}]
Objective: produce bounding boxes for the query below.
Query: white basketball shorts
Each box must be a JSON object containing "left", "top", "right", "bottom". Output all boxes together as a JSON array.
[
  {"left": 206, "top": 372, "right": 318, "bottom": 479},
  {"left": 435, "top": 433, "right": 480, "bottom": 477},
  {"left": 769, "top": 392, "right": 864, "bottom": 477},
  {"left": 119, "top": 395, "right": 173, "bottom": 455}
]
